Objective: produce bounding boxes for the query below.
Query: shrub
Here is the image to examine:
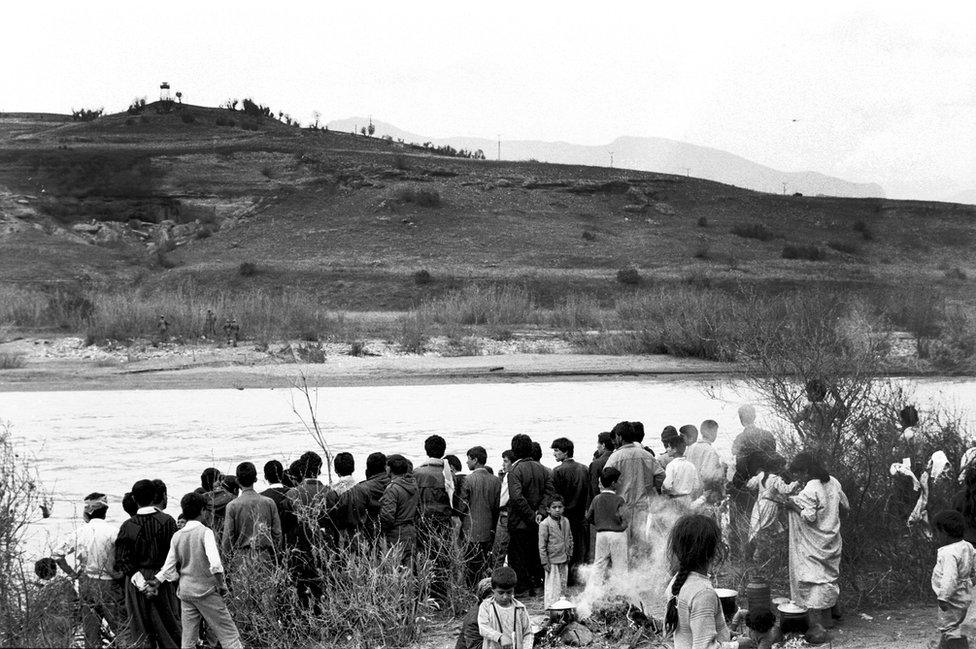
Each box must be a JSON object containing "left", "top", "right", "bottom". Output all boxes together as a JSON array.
[
  {"left": 393, "top": 154, "right": 410, "bottom": 170},
  {"left": 781, "top": 244, "right": 827, "bottom": 261},
  {"left": 413, "top": 269, "right": 432, "bottom": 285},
  {"left": 693, "top": 237, "right": 711, "bottom": 259},
  {"left": 238, "top": 262, "right": 258, "bottom": 277},
  {"left": 349, "top": 341, "right": 365, "bottom": 356},
  {"left": 683, "top": 269, "right": 712, "bottom": 289},
  {"left": 125, "top": 118, "right": 135, "bottom": 127},
  {"left": 216, "top": 116, "right": 236, "bottom": 127},
  {"left": 616, "top": 267, "right": 641, "bottom": 285},
  {"left": 0, "top": 353, "right": 26, "bottom": 370},
  {"left": 392, "top": 185, "right": 441, "bottom": 208},
  {"left": 697, "top": 216, "right": 709, "bottom": 228},
  {"left": 731, "top": 223, "right": 774, "bottom": 241},
  {"left": 549, "top": 294, "right": 604, "bottom": 329},
  {"left": 70, "top": 107, "right": 103, "bottom": 121},
  {"left": 827, "top": 240, "right": 859, "bottom": 254},
  {"left": 582, "top": 230, "right": 597, "bottom": 241},
  {"left": 853, "top": 219, "right": 874, "bottom": 240},
  {"left": 945, "top": 267, "right": 968, "bottom": 281},
  {"left": 397, "top": 313, "right": 429, "bottom": 353},
  {"left": 180, "top": 112, "right": 196, "bottom": 124},
  {"left": 420, "top": 285, "right": 533, "bottom": 326},
  {"left": 126, "top": 98, "right": 147, "bottom": 115}
]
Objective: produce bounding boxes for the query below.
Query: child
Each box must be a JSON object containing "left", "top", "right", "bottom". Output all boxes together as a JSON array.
[
  {"left": 585, "top": 467, "right": 628, "bottom": 585},
  {"left": 665, "top": 514, "right": 757, "bottom": 649},
  {"left": 662, "top": 436, "right": 702, "bottom": 507},
  {"left": 478, "top": 566, "right": 534, "bottom": 649},
  {"left": 731, "top": 609, "right": 779, "bottom": 649},
  {"left": 745, "top": 454, "right": 795, "bottom": 555},
  {"left": 456, "top": 577, "right": 493, "bottom": 649},
  {"left": 931, "top": 510, "right": 976, "bottom": 649},
  {"left": 153, "top": 492, "right": 243, "bottom": 649},
  {"left": 538, "top": 496, "right": 573, "bottom": 608},
  {"left": 695, "top": 420, "right": 728, "bottom": 494}
]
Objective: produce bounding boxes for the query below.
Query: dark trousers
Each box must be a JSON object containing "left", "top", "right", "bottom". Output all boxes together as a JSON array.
[
  {"left": 464, "top": 540, "right": 493, "bottom": 587},
  {"left": 492, "top": 510, "right": 510, "bottom": 570},
  {"left": 508, "top": 525, "right": 542, "bottom": 593},
  {"left": 80, "top": 576, "right": 125, "bottom": 648},
  {"left": 567, "top": 516, "right": 588, "bottom": 584},
  {"left": 124, "top": 572, "right": 181, "bottom": 649}
]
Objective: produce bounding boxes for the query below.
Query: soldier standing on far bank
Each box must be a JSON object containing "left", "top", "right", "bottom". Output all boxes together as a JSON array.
[
  {"left": 204, "top": 309, "right": 217, "bottom": 337},
  {"left": 156, "top": 315, "right": 169, "bottom": 346},
  {"left": 224, "top": 318, "right": 240, "bottom": 347}
]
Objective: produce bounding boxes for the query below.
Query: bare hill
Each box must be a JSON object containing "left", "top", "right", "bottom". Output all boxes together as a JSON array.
[
  {"left": 0, "top": 106, "right": 973, "bottom": 312},
  {"left": 328, "top": 117, "right": 885, "bottom": 198}
]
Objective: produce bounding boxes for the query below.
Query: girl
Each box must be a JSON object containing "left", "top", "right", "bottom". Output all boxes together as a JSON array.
[
  {"left": 745, "top": 455, "right": 795, "bottom": 557},
  {"left": 664, "top": 514, "right": 756, "bottom": 649}
]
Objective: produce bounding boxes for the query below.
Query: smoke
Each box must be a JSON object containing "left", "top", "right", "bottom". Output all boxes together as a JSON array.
[{"left": 575, "top": 497, "right": 687, "bottom": 620}]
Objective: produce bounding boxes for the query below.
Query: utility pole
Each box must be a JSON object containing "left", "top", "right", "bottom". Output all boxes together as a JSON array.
[
  {"left": 497, "top": 134, "right": 501, "bottom": 161},
  {"left": 609, "top": 152, "right": 614, "bottom": 169},
  {"left": 782, "top": 182, "right": 787, "bottom": 195},
  {"left": 683, "top": 167, "right": 691, "bottom": 177}
]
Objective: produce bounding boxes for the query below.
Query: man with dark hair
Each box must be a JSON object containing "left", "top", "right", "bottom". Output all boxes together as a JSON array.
[
  {"left": 340, "top": 451, "right": 389, "bottom": 542},
  {"left": 380, "top": 454, "right": 418, "bottom": 566},
  {"left": 53, "top": 493, "right": 124, "bottom": 648},
  {"left": 414, "top": 435, "right": 454, "bottom": 529},
  {"left": 551, "top": 437, "right": 589, "bottom": 584},
  {"left": 206, "top": 475, "right": 238, "bottom": 541},
  {"left": 284, "top": 450, "right": 340, "bottom": 608},
  {"left": 492, "top": 450, "right": 516, "bottom": 570},
  {"left": 223, "top": 461, "right": 282, "bottom": 556},
  {"left": 507, "top": 433, "right": 554, "bottom": 595},
  {"left": 151, "top": 479, "right": 168, "bottom": 511},
  {"left": 332, "top": 452, "right": 357, "bottom": 496},
  {"left": 115, "top": 479, "right": 181, "bottom": 648},
  {"left": 195, "top": 468, "right": 222, "bottom": 496},
  {"left": 260, "top": 460, "right": 289, "bottom": 507},
  {"left": 462, "top": 446, "right": 501, "bottom": 586},
  {"left": 606, "top": 421, "right": 665, "bottom": 557}
]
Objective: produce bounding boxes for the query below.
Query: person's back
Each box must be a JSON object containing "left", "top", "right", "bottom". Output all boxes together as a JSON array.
[
  {"left": 344, "top": 465, "right": 391, "bottom": 540},
  {"left": 414, "top": 461, "right": 452, "bottom": 520},
  {"left": 380, "top": 458, "right": 419, "bottom": 547},
  {"left": 605, "top": 443, "right": 663, "bottom": 506},
  {"left": 465, "top": 466, "right": 501, "bottom": 543},
  {"left": 552, "top": 458, "right": 589, "bottom": 521},
  {"left": 508, "top": 459, "right": 552, "bottom": 529},
  {"left": 287, "top": 478, "right": 339, "bottom": 551},
  {"left": 224, "top": 488, "right": 281, "bottom": 552},
  {"left": 664, "top": 456, "right": 702, "bottom": 502},
  {"left": 667, "top": 571, "right": 733, "bottom": 649}
]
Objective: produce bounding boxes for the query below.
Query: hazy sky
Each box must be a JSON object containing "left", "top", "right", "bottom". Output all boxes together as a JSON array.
[{"left": 4, "top": 1, "right": 974, "bottom": 201}]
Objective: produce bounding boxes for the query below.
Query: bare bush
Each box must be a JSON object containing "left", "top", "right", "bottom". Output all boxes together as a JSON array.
[
  {"left": 731, "top": 223, "right": 774, "bottom": 241},
  {"left": 0, "top": 353, "right": 26, "bottom": 370}
]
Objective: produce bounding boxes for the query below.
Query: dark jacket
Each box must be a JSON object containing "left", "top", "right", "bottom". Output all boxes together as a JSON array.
[
  {"left": 455, "top": 601, "right": 483, "bottom": 649},
  {"left": 284, "top": 479, "right": 340, "bottom": 552},
  {"left": 380, "top": 475, "right": 418, "bottom": 543},
  {"left": 115, "top": 510, "right": 177, "bottom": 577},
  {"left": 261, "top": 485, "right": 296, "bottom": 544},
  {"left": 553, "top": 458, "right": 590, "bottom": 520},
  {"left": 342, "top": 472, "right": 391, "bottom": 539},
  {"left": 462, "top": 467, "right": 501, "bottom": 544},
  {"left": 589, "top": 450, "right": 613, "bottom": 500},
  {"left": 507, "top": 459, "right": 554, "bottom": 531},
  {"left": 414, "top": 459, "right": 453, "bottom": 521}
]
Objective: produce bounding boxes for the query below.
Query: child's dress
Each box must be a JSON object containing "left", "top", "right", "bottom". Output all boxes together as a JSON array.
[
  {"left": 933, "top": 539, "right": 976, "bottom": 640},
  {"left": 746, "top": 471, "right": 795, "bottom": 542}
]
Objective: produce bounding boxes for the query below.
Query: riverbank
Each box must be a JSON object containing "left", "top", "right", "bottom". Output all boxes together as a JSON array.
[{"left": 0, "top": 333, "right": 735, "bottom": 391}]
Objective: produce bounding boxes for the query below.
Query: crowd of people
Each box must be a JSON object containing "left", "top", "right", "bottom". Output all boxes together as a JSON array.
[{"left": 34, "top": 389, "right": 975, "bottom": 649}]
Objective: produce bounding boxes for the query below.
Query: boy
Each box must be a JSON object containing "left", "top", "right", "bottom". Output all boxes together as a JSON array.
[
  {"left": 462, "top": 446, "right": 501, "bottom": 585},
  {"left": 662, "top": 434, "right": 702, "bottom": 507},
  {"left": 478, "top": 566, "right": 534, "bottom": 649},
  {"left": 154, "top": 492, "right": 243, "bottom": 649},
  {"left": 585, "top": 467, "right": 628, "bottom": 584},
  {"left": 455, "top": 577, "right": 493, "bottom": 649},
  {"left": 693, "top": 420, "right": 727, "bottom": 494},
  {"left": 538, "top": 496, "right": 573, "bottom": 608},
  {"left": 932, "top": 510, "right": 976, "bottom": 649}
]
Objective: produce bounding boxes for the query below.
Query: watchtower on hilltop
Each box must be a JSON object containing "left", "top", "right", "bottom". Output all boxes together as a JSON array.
[{"left": 160, "top": 82, "right": 171, "bottom": 102}]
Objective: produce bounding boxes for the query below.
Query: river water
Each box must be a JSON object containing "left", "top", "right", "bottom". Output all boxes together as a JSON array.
[{"left": 1, "top": 377, "right": 973, "bottom": 553}]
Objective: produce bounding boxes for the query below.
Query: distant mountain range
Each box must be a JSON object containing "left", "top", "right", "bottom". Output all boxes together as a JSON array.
[{"left": 328, "top": 117, "right": 885, "bottom": 198}]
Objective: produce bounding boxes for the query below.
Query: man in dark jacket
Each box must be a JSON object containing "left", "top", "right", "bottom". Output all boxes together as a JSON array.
[
  {"left": 380, "top": 454, "right": 419, "bottom": 566},
  {"left": 507, "top": 434, "right": 554, "bottom": 595},
  {"left": 551, "top": 437, "right": 590, "bottom": 584},
  {"left": 461, "top": 446, "right": 501, "bottom": 586},
  {"left": 340, "top": 452, "right": 389, "bottom": 543},
  {"left": 413, "top": 435, "right": 454, "bottom": 531}
]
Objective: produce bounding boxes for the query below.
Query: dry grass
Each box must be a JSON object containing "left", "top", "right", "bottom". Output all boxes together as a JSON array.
[{"left": 0, "top": 353, "right": 26, "bottom": 370}]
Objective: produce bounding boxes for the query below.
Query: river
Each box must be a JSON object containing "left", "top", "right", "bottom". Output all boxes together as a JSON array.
[{"left": 1, "top": 377, "right": 973, "bottom": 552}]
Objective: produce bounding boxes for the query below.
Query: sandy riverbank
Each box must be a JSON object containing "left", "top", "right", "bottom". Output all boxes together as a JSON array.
[{"left": 0, "top": 335, "right": 735, "bottom": 391}]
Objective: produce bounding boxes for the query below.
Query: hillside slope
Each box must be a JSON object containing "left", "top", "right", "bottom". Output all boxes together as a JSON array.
[{"left": 0, "top": 106, "right": 973, "bottom": 312}]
